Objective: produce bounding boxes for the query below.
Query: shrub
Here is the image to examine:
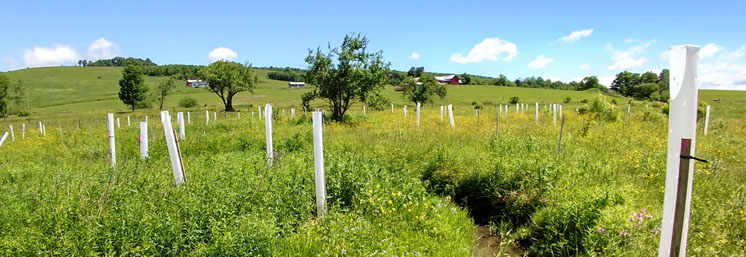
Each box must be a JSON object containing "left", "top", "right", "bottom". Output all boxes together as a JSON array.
[
  {"left": 17, "top": 111, "right": 30, "bottom": 117},
  {"left": 580, "top": 99, "right": 589, "bottom": 104},
  {"left": 471, "top": 101, "right": 483, "bottom": 109},
  {"left": 523, "top": 194, "right": 622, "bottom": 256},
  {"left": 578, "top": 96, "right": 618, "bottom": 122},
  {"left": 179, "top": 97, "right": 198, "bottom": 108},
  {"left": 509, "top": 96, "right": 520, "bottom": 104},
  {"left": 365, "top": 91, "right": 391, "bottom": 111},
  {"left": 611, "top": 99, "right": 617, "bottom": 105},
  {"left": 564, "top": 97, "right": 571, "bottom": 103}
]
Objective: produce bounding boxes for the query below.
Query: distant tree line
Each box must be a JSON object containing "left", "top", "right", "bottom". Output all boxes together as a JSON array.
[
  {"left": 266, "top": 67, "right": 305, "bottom": 82},
  {"left": 142, "top": 65, "right": 202, "bottom": 80},
  {"left": 77, "top": 57, "right": 203, "bottom": 80},
  {"left": 610, "top": 69, "right": 669, "bottom": 102},
  {"left": 388, "top": 66, "right": 607, "bottom": 92},
  {"left": 79, "top": 57, "right": 157, "bottom": 67}
]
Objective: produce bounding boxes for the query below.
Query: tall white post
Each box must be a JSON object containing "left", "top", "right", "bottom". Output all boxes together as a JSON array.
[
  {"left": 177, "top": 112, "right": 185, "bottom": 140},
  {"left": 704, "top": 105, "right": 711, "bottom": 135},
  {"left": 265, "top": 104, "right": 274, "bottom": 166},
  {"left": 391, "top": 103, "right": 394, "bottom": 113},
  {"left": 535, "top": 102, "right": 539, "bottom": 121},
  {"left": 140, "top": 122, "right": 148, "bottom": 159},
  {"left": 363, "top": 105, "right": 366, "bottom": 116},
  {"left": 117, "top": 118, "right": 120, "bottom": 128},
  {"left": 312, "top": 111, "right": 326, "bottom": 216},
  {"left": 499, "top": 105, "right": 502, "bottom": 117},
  {"left": 127, "top": 116, "right": 131, "bottom": 127},
  {"left": 559, "top": 105, "right": 563, "bottom": 119},
  {"left": 213, "top": 112, "right": 217, "bottom": 121},
  {"left": 505, "top": 105, "right": 508, "bottom": 118},
  {"left": 161, "top": 111, "right": 186, "bottom": 186},
  {"left": 403, "top": 105, "right": 407, "bottom": 118},
  {"left": 21, "top": 124, "right": 25, "bottom": 139},
  {"left": 205, "top": 110, "right": 209, "bottom": 125},
  {"left": 0, "top": 132, "right": 8, "bottom": 149},
  {"left": 627, "top": 104, "right": 631, "bottom": 115},
  {"left": 515, "top": 103, "right": 519, "bottom": 114},
  {"left": 553, "top": 104, "right": 557, "bottom": 126},
  {"left": 39, "top": 122, "right": 43, "bottom": 136},
  {"left": 291, "top": 108, "right": 296, "bottom": 118},
  {"left": 42, "top": 125, "right": 46, "bottom": 137},
  {"left": 416, "top": 102, "right": 421, "bottom": 128},
  {"left": 187, "top": 112, "right": 191, "bottom": 124},
  {"left": 448, "top": 104, "right": 455, "bottom": 128},
  {"left": 659, "top": 45, "right": 700, "bottom": 257},
  {"left": 9, "top": 125, "right": 14, "bottom": 142},
  {"left": 107, "top": 113, "right": 116, "bottom": 168}
]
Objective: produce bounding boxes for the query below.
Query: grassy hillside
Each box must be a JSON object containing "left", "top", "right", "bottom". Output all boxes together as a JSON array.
[{"left": 3, "top": 67, "right": 745, "bottom": 120}]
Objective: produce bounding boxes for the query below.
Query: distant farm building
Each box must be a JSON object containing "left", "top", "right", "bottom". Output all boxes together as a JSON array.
[
  {"left": 414, "top": 75, "right": 463, "bottom": 85},
  {"left": 434, "top": 75, "right": 462, "bottom": 85},
  {"left": 288, "top": 82, "right": 305, "bottom": 88},
  {"left": 186, "top": 80, "right": 209, "bottom": 88}
]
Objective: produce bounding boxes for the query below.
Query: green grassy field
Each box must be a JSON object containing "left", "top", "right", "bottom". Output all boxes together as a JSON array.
[
  {"left": 4, "top": 67, "right": 745, "bottom": 121},
  {"left": 0, "top": 67, "right": 745, "bottom": 256}
]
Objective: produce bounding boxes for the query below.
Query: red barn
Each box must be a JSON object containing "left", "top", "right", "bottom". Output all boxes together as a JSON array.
[{"left": 434, "top": 75, "right": 462, "bottom": 85}]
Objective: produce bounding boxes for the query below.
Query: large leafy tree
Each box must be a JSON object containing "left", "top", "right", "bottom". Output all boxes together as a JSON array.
[
  {"left": 118, "top": 65, "right": 148, "bottom": 111},
  {"left": 400, "top": 73, "right": 446, "bottom": 104},
  {"left": 577, "top": 76, "right": 605, "bottom": 91},
  {"left": 0, "top": 73, "right": 24, "bottom": 117},
  {"left": 610, "top": 71, "right": 640, "bottom": 96},
  {"left": 302, "top": 33, "right": 390, "bottom": 121},
  {"left": 198, "top": 60, "right": 257, "bottom": 112},
  {"left": 640, "top": 71, "right": 658, "bottom": 84},
  {"left": 156, "top": 76, "right": 176, "bottom": 110}
]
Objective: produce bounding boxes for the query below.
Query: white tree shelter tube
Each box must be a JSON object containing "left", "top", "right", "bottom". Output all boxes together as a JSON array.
[
  {"left": 205, "top": 110, "right": 209, "bottom": 125},
  {"left": 312, "top": 111, "right": 327, "bottom": 216},
  {"left": 0, "top": 132, "right": 8, "bottom": 149},
  {"left": 659, "top": 45, "right": 700, "bottom": 257},
  {"left": 9, "top": 125, "right": 14, "bottom": 142},
  {"left": 535, "top": 102, "right": 539, "bottom": 121},
  {"left": 161, "top": 111, "right": 186, "bottom": 186},
  {"left": 448, "top": 104, "right": 455, "bottom": 128},
  {"left": 107, "top": 113, "right": 116, "bottom": 168},
  {"left": 416, "top": 102, "right": 421, "bottom": 128},
  {"left": 187, "top": 112, "right": 191, "bottom": 124},
  {"left": 140, "top": 122, "right": 148, "bottom": 159},
  {"left": 177, "top": 112, "right": 185, "bottom": 140},
  {"left": 265, "top": 104, "right": 274, "bottom": 166},
  {"left": 704, "top": 105, "right": 710, "bottom": 135}
]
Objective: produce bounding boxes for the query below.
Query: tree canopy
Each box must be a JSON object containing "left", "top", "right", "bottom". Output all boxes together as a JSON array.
[
  {"left": 302, "top": 33, "right": 390, "bottom": 121},
  {"left": 610, "top": 69, "right": 669, "bottom": 101},
  {"left": 198, "top": 60, "right": 257, "bottom": 112},
  {"left": 0, "top": 73, "right": 25, "bottom": 117},
  {"left": 400, "top": 73, "right": 446, "bottom": 104},
  {"left": 118, "top": 65, "right": 148, "bottom": 111}
]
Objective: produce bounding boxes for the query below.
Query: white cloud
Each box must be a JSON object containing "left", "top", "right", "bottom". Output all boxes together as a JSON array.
[
  {"left": 409, "top": 51, "right": 420, "bottom": 60},
  {"left": 450, "top": 37, "right": 517, "bottom": 63},
  {"left": 718, "top": 45, "right": 745, "bottom": 61},
  {"left": 558, "top": 29, "right": 593, "bottom": 43},
  {"left": 578, "top": 63, "right": 591, "bottom": 71},
  {"left": 208, "top": 47, "right": 238, "bottom": 62},
  {"left": 698, "top": 45, "right": 746, "bottom": 90},
  {"left": 607, "top": 40, "right": 654, "bottom": 71},
  {"left": 23, "top": 45, "right": 79, "bottom": 68},
  {"left": 528, "top": 55, "right": 553, "bottom": 69},
  {"left": 699, "top": 43, "right": 722, "bottom": 59},
  {"left": 3, "top": 57, "right": 18, "bottom": 71},
  {"left": 87, "top": 38, "right": 121, "bottom": 60},
  {"left": 598, "top": 76, "right": 615, "bottom": 87}
]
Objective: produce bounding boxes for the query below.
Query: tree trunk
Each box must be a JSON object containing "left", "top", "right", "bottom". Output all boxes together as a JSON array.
[{"left": 225, "top": 96, "right": 235, "bottom": 112}]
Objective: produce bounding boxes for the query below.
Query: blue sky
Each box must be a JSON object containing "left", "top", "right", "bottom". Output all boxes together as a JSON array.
[{"left": 2, "top": 0, "right": 745, "bottom": 89}]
